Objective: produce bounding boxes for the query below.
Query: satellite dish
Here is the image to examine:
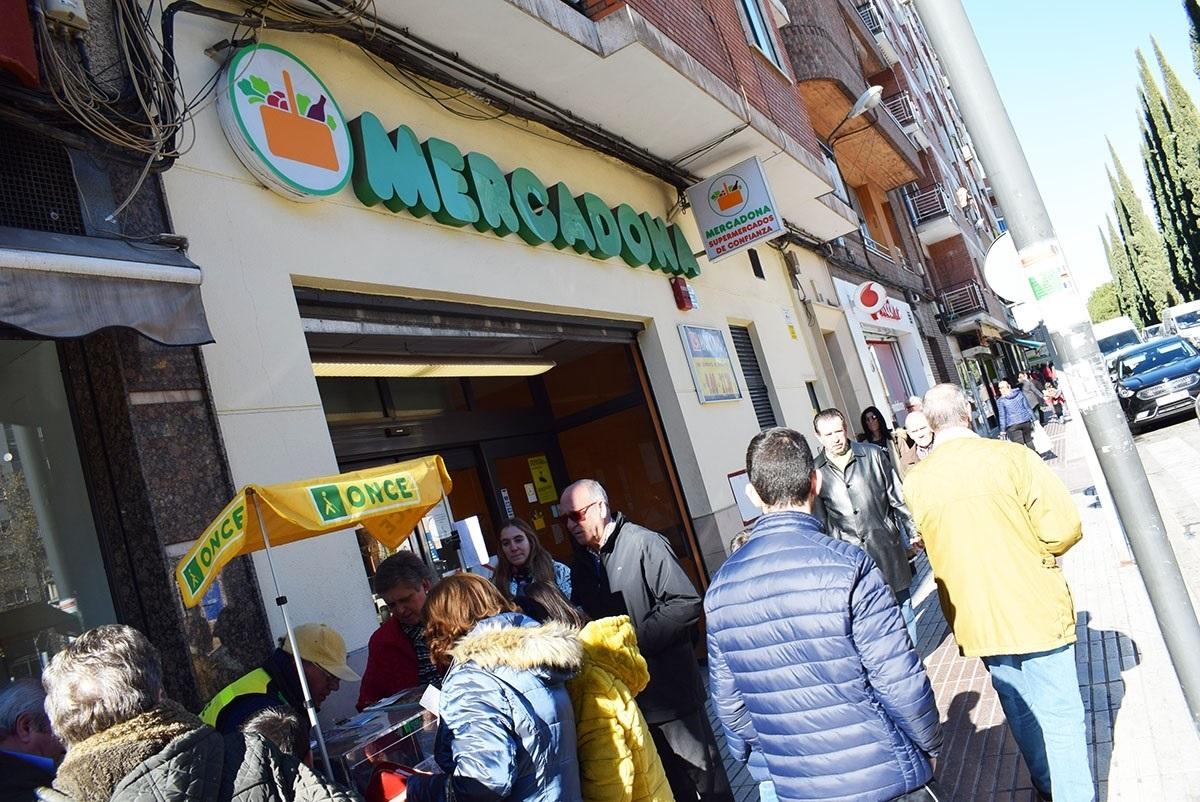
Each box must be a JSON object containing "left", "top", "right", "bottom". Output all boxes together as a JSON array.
[
  {"left": 1011, "top": 301, "right": 1043, "bottom": 332},
  {"left": 984, "top": 232, "right": 1035, "bottom": 304}
]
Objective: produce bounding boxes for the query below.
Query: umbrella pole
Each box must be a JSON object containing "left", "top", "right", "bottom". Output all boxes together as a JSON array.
[{"left": 250, "top": 491, "right": 333, "bottom": 777}]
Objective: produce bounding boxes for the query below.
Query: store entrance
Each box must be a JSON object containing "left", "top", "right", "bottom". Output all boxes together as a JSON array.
[{"left": 302, "top": 295, "right": 703, "bottom": 595}]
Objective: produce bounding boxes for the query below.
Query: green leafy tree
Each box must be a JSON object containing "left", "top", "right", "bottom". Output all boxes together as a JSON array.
[
  {"left": 1102, "top": 218, "right": 1143, "bottom": 327},
  {"left": 1087, "top": 281, "right": 1122, "bottom": 323},
  {"left": 1108, "top": 143, "right": 1177, "bottom": 322}
]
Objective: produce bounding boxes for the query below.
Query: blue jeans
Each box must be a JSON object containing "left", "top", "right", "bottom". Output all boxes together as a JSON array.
[
  {"left": 982, "top": 644, "right": 1093, "bottom": 801},
  {"left": 895, "top": 588, "right": 918, "bottom": 647}
]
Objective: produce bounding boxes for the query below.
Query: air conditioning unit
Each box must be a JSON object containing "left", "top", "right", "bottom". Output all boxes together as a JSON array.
[{"left": 905, "top": 289, "right": 922, "bottom": 305}]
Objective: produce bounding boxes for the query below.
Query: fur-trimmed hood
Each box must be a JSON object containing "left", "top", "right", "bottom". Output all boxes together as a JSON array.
[{"left": 450, "top": 613, "right": 582, "bottom": 682}]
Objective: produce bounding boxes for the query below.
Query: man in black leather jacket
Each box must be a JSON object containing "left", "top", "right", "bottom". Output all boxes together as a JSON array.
[{"left": 813, "top": 408, "right": 920, "bottom": 644}]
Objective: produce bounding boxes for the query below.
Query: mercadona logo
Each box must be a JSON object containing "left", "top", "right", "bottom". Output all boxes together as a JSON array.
[{"left": 218, "top": 44, "right": 353, "bottom": 202}]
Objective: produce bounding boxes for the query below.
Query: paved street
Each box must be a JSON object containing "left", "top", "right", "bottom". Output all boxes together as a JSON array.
[{"left": 711, "top": 414, "right": 1200, "bottom": 801}]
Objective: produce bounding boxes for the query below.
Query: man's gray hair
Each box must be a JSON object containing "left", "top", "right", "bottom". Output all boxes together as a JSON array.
[
  {"left": 923, "top": 384, "right": 972, "bottom": 432},
  {"left": 374, "top": 549, "right": 435, "bottom": 595},
  {"left": 0, "top": 678, "right": 49, "bottom": 739},
  {"left": 564, "top": 479, "right": 608, "bottom": 505},
  {"left": 42, "top": 624, "right": 163, "bottom": 746}
]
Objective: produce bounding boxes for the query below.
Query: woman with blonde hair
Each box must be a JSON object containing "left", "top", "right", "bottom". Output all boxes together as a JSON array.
[
  {"left": 406, "top": 573, "right": 583, "bottom": 802},
  {"left": 521, "top": 582, "right": 674, "bottom": 802},
  {"left": 492, "top": 517, "right": 572, "bottom": 600}
]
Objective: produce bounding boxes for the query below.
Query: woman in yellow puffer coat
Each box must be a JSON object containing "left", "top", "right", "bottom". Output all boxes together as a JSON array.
[{"left": 520, "top": 583, "right": 675, "bottom": 802}]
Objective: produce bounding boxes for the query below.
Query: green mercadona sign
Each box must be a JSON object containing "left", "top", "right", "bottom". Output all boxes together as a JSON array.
[{"left": 348, "top": 112, "right": 700, "bottom": 277}]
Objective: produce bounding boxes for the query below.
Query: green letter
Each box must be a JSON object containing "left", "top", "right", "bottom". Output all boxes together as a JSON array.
[
  {"left": 671, "top": 224, "right": 701, "bottom": 278},
  {"left": 615, "top": 204, "right": 652, "bottom": 266},
  {"left": 641, "top": 213, "right": 681, "bottom": 274},
  {"left": 507, "top": 168, "right": 558, "bottom": 245},
  {"left": 581, "top": 193, "right": 621, "bottom": 259},
  {"left": 465, "top": 152, "right": 518, "bottom": 237},
  {"left": 549, "top": 182, "right": 597, "bottom": 253},
  {"left": 423, "top": 138, "right": 479, "bottom": 227},
  {"left": 348, "top": 114, "right": 441, "bottom": 217}
]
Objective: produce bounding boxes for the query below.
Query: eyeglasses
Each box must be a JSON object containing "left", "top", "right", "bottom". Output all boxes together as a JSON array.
[
  {"left": 309, "top": 661, "right": 340, "bottom": 685},
  {"left": 561, "top": 499, "right": 602, "bottom": 523}
]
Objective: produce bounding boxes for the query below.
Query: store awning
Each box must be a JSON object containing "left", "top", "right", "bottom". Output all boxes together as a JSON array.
[
  {"left": 0, "top": 228, "right": 213, "bottom": 346},
  {"left": 1012, "top": 337, "right": 1045, "bottom": 349}
]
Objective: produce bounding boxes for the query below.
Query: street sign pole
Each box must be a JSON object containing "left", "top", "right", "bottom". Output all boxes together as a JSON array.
[{"left": 912, "top": 0, "right": 1200, "bottom": 734}]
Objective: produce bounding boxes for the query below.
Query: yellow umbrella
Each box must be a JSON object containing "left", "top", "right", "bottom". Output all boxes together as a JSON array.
[
  {"left": 175, "top": 455, "right": 452, "bottom": 607},
  {"left": 173, "top": 454, "right": 452, "bottom": 775}
]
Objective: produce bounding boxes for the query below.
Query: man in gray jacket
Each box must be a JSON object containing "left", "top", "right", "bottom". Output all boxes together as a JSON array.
[
  {"left": 813, "top": 408, "right": 920, "bottom": 644},
  {"left": 563, "top": 479, "right": 732, "bottom": 802},
  {"left": 38, "top": 624, "right": 355, "bottom": 802}
]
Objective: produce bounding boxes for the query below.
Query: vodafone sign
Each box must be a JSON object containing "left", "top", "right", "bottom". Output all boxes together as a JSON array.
[{"left": 854, "top": 281, "right": 902, "bottom": 323}]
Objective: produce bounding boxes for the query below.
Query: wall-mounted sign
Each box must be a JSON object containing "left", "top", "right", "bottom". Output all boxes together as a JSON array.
[
  {"left": 217, "top": 45, "right": 702, "bottom": 275},
  {"left": 685, "top": 156, "right": 784, "bottom": 262},
  {"left": 679, "top": 324, "right": 742, "bottom": 403},
  {"left": 854, "top": 281, "right": 902, "bottom": 323},
  {"left": 218, "top": 45, "right": 353, "bottom": 201}
]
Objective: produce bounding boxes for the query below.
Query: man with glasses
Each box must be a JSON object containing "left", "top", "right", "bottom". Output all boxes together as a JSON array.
[
  {"left": 562, "top": 478, "right": 733, "bottom": 802},
  {"left": 358, "top": 551, "right": 442, "bottom": 711},
  {"left": 201, "top": 622, "right": 360, "bottom": 763}
]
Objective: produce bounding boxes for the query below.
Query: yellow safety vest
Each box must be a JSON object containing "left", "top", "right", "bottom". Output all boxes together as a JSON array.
[{"left": 200, "top": 668, "right": 277, "bottom": 727}]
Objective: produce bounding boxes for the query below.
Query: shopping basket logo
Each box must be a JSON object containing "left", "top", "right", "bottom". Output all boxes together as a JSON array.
[{"left": 219, "top": 44, "right": 352, "bottom": 201}]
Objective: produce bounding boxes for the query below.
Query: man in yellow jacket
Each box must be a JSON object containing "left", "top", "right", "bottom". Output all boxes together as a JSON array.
[{"left": 904, "top": 384, "right": 1092, "bottom": 802}]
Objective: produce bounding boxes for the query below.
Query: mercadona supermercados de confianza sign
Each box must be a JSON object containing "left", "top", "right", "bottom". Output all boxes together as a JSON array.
[{"left": 685, "top": 156, "right": 784, "bottom": 262}]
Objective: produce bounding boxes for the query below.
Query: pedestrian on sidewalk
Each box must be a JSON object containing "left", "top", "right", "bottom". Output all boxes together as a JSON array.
[
  {"left": 564, "top": 479, "right": 733, "bottom": 802},
  {"left": 813, "top": 408, "right": 920, "bottom": 645},
  {"left": 903, "top": 384, "right": 1093, "bottom": 802},
  {"left": 996, "top": 379, "right": 1037, "bottom": 450},
  {"left": 1018, "top": 370, "right": 1047, "bottom": 424},
  {"left": 706, "top": 427, "right": 943, "bottom": 802}
]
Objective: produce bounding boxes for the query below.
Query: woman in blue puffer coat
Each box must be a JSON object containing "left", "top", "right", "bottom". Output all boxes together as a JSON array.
[
  {"left": 996, "top": 378, "right": 1037, "bottom": 450},
  {"left": 406, "top": 573, "right": 583, "bottom": 802}
]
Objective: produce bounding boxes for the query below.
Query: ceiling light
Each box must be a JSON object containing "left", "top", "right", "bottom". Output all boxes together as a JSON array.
[{"left": 312, "top": 358, "right": 556, "bottom": 378}]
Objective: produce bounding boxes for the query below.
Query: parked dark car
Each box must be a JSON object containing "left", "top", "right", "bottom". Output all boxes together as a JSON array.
[{"left": 1113, "top": 336, "right": 1200, "bottom": 431}]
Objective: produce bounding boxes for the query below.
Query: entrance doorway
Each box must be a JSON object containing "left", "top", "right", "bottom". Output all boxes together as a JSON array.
[
  {"left": 303, "top": 295, "right": 703, "bottom": 596},
  {"left": 867, "top": 338, "right": 914, "bottom": 425}
]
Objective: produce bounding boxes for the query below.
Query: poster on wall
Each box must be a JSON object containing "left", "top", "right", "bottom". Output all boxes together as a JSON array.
[{"left": 679, "top": 324, "right": 742, "bottom": 403}]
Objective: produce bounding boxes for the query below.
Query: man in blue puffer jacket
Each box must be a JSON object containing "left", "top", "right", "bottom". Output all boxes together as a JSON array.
[{"left": 705, "top": 427, "right": 943, "bottom": 802}]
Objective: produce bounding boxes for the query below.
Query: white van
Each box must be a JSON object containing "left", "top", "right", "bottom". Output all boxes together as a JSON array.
[
  {"left": 1162, "top": 300, "right": 1200, "bottom": 344},
  {"left": 1093, "top": 316, "right": 1142, "bottom": 356}
]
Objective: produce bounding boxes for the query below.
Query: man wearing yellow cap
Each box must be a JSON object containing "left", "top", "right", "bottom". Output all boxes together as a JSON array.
[{"left": 201, "top": 622, "right": 360, "bottom": 760}]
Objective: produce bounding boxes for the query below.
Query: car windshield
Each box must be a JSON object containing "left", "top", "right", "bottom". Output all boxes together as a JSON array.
[
  {"left": 1116, "top": 339, "right": 1198, "bottom": 378},
  {"left": 1098, "top": 329, "right": 1140, "bottom": 354},
  {"left": 1175, "top": 310, "right": 1200, "bottom": 328}
]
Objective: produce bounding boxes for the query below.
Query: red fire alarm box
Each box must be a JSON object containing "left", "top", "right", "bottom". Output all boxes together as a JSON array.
[
  {"left": 670, "top": 276, "right": 694, "bottom": 311},
  {"left": 0, "top": 0, "right": 39, "bottom": 89}
]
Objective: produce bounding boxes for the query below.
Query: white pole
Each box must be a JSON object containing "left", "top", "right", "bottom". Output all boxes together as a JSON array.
[{"left": 250, "top": 491, "right": 333, "bottom": 776}]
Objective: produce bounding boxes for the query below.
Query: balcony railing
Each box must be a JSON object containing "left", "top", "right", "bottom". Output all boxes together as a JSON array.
[
  {"left": 882, "top": 92, "right": 917, "bottom": 127},
  {"left": 856, "top": 2, "right": 884, "bottom": 34},
  {"left": 940, "top": 281, "right": 986, "bottom": 320},
  {"left": 906, "top": 185, "right": 951, "bottom": 225}
]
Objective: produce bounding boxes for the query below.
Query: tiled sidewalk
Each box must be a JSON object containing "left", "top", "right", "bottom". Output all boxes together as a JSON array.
[{"left": 708, "top": 418, "right": 1200, "bottom": 800}]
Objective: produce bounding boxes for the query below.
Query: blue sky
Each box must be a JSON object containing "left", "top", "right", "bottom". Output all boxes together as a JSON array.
[{"left": 962, "top": 0, "right": 1200, "bottom": 297}]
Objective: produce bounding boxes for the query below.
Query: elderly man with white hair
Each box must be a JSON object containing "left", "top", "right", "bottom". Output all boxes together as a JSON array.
[
  {"left": 1, "top": 678, "right": 64, "bottom": 801},
  {"left": 903, "top": 384, "right": 1091, "bottom": 802},
  {"left": 37, "top": 624, "right": 356, "bottom": 802}
]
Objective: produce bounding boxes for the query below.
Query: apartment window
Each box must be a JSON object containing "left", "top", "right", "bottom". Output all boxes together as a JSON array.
[
  {"left": 821, "top": 144, "right": 851, "bottom": 204},
  {"left": 729, "top": 325, "right": 778, "bottom": 430},
  {"left": 740, "top": 0, "right": 783, "bottom": 69}
]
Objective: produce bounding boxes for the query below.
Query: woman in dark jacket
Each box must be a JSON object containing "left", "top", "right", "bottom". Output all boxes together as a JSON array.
[
  {"left": 996, "top": 379, "right": 1037, "bottom": 450},
  {"left": 407, "top": 574, "right": 583, "bottom": 802},
  {"left": 859, "top": 406, "right": 901, "bottom": 470}
]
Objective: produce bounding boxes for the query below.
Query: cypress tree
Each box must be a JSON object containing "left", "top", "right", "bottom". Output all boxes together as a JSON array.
[
  {"left": 1153, "top": 39, "right": 1200, "bottom": 297},
  {"left": 1186, "top": 0, "right": 1200, "bottom": 79},
  {"left": 1102, "top": 218, "right": 1142, "bottom": 327},
  {"left": 1107, "top": 144, "right": 1177, "bottom": 321}
]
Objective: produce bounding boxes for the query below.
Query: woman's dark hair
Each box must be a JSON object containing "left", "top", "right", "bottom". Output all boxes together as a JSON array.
[
  {"left": 859, "top": 406, "right": 891, "bottom": 444},
  {"left": 520, "top": 582, "right": 589, "bottom": 629},
  {"left": 492, "top": 518, "right": 556, "bottom": 600}
]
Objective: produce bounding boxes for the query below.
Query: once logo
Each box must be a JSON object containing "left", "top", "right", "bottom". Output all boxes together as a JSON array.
[
  {"left": 310, "top": 484, "right": 349, "bottom": 523},
  {"left": 182, "top": 503, "right": 245, "bottom": 593},
  {"left": 309, "top": 472, "right": 421, "bottom": 524},
  {"left": 707, "top": 173, "right": 749, "bottom": 218},
  {"left": 219, "top": 44, "right": 353, "bottom": 201}
]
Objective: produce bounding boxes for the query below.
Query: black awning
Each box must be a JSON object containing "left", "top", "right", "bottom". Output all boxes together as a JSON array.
[{"left": 0, "top": 227, "right": 213, "bottom": 346}]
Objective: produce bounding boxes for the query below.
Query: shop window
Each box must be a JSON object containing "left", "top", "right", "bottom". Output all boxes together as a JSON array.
[
  {"left": 317, "top": 377, "right": 387, "bottom": 422},
  {"left": 729, "top": 326, "right": 778, "bottom": 430},
  {"left": 469, "top": 376, "right": 535, "bottom": 412},
  {"left": 0, "top": 341, "right": 116, "bottom": 682},
  {"left": 806, "top": 381, "right": 822, "bottom": 413},
  {"left": 542, "top": 344, "right": 637, "bottom": 419},
  {"left": 386, "top": 377, "right": 468, "bottom": 417}
]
